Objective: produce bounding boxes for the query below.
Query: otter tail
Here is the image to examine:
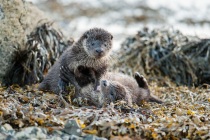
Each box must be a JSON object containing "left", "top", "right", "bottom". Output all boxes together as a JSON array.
[{"left": 148, "top": 95, "right": 163, "bottom": 104}]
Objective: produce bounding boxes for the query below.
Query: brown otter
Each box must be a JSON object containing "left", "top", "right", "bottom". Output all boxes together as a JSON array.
[
  {"left": 38, "top": 28, "right": 113, "bottom": 94},
  {"left": 65, "top": 71, "right": 162, "bottom": 107},
  {"left": 100, "top": 72, "right": 163, "bottom": 106}
]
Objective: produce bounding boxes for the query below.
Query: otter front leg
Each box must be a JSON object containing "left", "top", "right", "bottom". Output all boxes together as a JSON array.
[
  {"left": 76, "top": 65, "right": 99, "bottom": 90},
  {"left": 88, "top": 69, "right": 99, "bottom": 90},
  {"left": 58, "top": 79, "right": 69, "bottom": 93},
  {"left": 59, "top": 66, "right": 81, "bottom": 92},
  {"left": 87, "top": 70, "right": 99, "bottom": 90},
  {"left": 134, "top": 72, "right": 149, "bottom": 89}
]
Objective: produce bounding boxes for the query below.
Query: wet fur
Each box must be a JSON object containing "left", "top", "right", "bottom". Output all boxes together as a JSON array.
[
  {"left": 100, "top": 72, "right": 163, "bottom": 106},
  {"left": 79, "top": 72, "right": 162, "bottom": 107},
  {"left": 38, "top": 28, "right": 113, "bottom": 94}
]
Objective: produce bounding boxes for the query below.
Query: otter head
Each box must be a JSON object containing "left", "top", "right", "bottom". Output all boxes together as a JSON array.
[
  {"left": 100, "top": 80, "right": 132, "bottom": 106},
  {"left": 82, "top": 28, "right": 113, "bottom": 59}
]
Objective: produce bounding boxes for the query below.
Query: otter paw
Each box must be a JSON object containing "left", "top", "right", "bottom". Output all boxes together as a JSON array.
[
  {"left": 60, "top": 66, "right": 72, "bottom": 81},
  {"left": 58, "top": 79, "right": 68, "bottom": 92},
  {"left": 134, "top": 72, "right": 142, "bottom": 78},
  {"left": 134, "top": 72, "right": 149, "bottom": 89}
]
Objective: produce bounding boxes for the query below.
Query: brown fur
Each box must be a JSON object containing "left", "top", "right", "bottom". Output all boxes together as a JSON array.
[
  {"left": 100, "top": 72, "right": 163, "bottom": 106},
  {"left": 38, "top": 28, "right": 113, "bottom": 94},
  {"left": 79, "top": 72, "right": 162, "bottom": 107}
]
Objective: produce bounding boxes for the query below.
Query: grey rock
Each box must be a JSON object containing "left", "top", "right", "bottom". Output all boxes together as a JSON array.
[
  {"left": 51, "top": 130, "right": 72, "bottom": 140},
  {"left": 63, "top": 120, "right": 82, "bottom": 136},
  {"left": 0, "top": 133, "right": 8, "bottom": 140},
  {"left": 0, "top": 125, "right": 108, "bottom": 140},
  {"left": 6, "top": 130, "right": 16, "bottom": 137},
  {"left": 0, "top": 0, "right": 47, "bottom": 82},
  {"left": 51, "top": 130, "right": 83, "bottom": 140},
  {"left": 69, "top": 135, "right": 83, "bottom": 140},
  {"left": 15, "top": 127, "right": 47, "bottom": 140},
  {"left": 50, "top": 136, "right": 63, "bottom": 140},
  {"left": 5, "top": 135, "right": 16, "bottom": 140},
  {"left": 0, "top": 125, "right": 15, "bottom": 137},
  {"left": 0, "top": 5, "right": 4, "bottom": 20},
  {"left": 3, "top": 124, "right": 13, "bottom": 131},
  {"left": 83, "top": 135, "right": 107, "bottom": 140},
  {"left": 0, "top": 125, "right": 6, "bottom": 132}
]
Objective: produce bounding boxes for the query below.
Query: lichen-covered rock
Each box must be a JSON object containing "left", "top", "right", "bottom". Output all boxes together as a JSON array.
[
  {"left": 63, "top": 119, "right": 82, "bottom": 136},
  {"left": 0, "top": 5, "right": 4, "bottom": 20},
  {"left": 0, "top": 122, "right": 108, "bottom": 139},
  {"left": 15, "top": 127, "right": 48, "bottom": 139},
  {"left": 2, "top": 22, "right": 71, "bottom": 86},
  {"left": 0, "top": 0, "right": 71, "bottom": 86},
  {"left": 83, "top": 135, "right": 107, "bottom": 140},
  {"left": 0, "top": 125, "right": 16, "bottom": 140},
  {"left": 0, "top": 0, "right": 46, "bottom": 83}
]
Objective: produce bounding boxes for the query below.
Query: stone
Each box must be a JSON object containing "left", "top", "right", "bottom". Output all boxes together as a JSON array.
[
  {"left": 3, "top": 124, "right": 13, "bottom": 131},
  {"left": 0, "top": 125, "right": 6, "bottom": 132},
  {"left": 63, "top": 120, "right": 82, "bottom": 136},
  {"left": 0, "top": 133, "right": 8, "bottom": 140},
  {"left": 69, "top": 135, "right": 83, "bottom": 140},
  {"left": 15, "top": 127, "right": 47, "bottom": 139},
  {"left": 83, "top": 135, "right": 108, "bottom": 140},
  {"left": 0, "top": 5, "right": 5, "bottom": 20},
  {"left": 0, "top": 0, "right": 47, "bottom": 82},
  {"left": 5, "top": 135, "right": 16, "bottom": 140}
]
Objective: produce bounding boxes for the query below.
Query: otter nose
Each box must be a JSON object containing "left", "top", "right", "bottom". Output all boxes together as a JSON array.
[
  {"left": 95, "top": 49, "right": 103, "bottom": 55},
  {"left": 101, "top": 80, "right": 107, "bottom": 87}
]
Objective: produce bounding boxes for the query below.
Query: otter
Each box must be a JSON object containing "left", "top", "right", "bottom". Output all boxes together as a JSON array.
[
  {"left": 59, "top": 69, "right": 162, "bottom": 107},
  {"left": 59, "top": 65, "right": 103, "bottom": 106},
  {"left": 100, "top": 72, "right": 163, "bottom": 106},
  {"left": 38, "top": 28, "right": 113, "bottom": 94}
]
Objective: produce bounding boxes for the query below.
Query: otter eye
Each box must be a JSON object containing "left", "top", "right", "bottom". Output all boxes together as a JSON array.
[
  {"left": 110, "top": 92, "right": 114, "bottom": 96},
  {"left": 92, "top": 43, "right": 95, "bottom": 46}
]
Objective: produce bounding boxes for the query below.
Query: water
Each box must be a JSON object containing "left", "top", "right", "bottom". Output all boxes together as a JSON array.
[{"left": 27, "top": 0, "right": 210, "bottom": 49}]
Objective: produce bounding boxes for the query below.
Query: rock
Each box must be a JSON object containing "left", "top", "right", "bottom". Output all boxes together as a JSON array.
[
  {"left": 0, "top": 133, "right": 8, "bottom": 140},
  {"left": 50, "top": 137, "right": 63, "bottom": 140},
  {"left": 2, "top": 22, "right": 70, "bottom": 86},
  {"left": 0, "top": 0, "right": 46, "bottom": 83},
  {"left": 3, "top": 123, "right": 13, "bottom": 131},
  {"left": 83, "top": 135, "right": 108, "bottom": 140},
  {"left": 5, "top": 135, "right": 16, "bottom": 140},
  {"left": 63, "top": 120, "right": 82, "bottom": 136},
  {"left": 15, "top": 127, "right": 47, "bottom": 139},
  {"left": 69, "top": 135, "right": 83, "bottom": 140},
  {"left": 0, "top": 125, "right": 6, "bottom": 132},
  {"left": 0, "top": 0, "right": 71, "bottom": 86},
  {"left": 0, "top": 5, "right": 4, "bottom": 20},
  {"left": 0, "top": 125, "right": 15, "bottom": 138},
  {"left": 51, "top": 130, "right": 72, "bottom": 140}
]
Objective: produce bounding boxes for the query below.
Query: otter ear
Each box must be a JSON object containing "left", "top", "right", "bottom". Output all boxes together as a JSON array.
[
  {"left": 83, "top": 34, "right": 88, "bottom": 39},
  {"left": 111, "top": 35, "right": 113, "bottom": 40},
  {"left": 83, "top": 31, "right": 89, "bottom": 39}
]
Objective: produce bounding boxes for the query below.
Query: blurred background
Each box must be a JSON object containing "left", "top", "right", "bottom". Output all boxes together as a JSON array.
[{"left": 26, "top": 0, "right": 210, "bottom": 49}]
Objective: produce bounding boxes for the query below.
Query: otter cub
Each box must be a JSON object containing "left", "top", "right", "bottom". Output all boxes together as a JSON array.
[
  {"left": 100, "top": 72, "right": 163, "bottom": 106},
  {"left": 38, "top": 28, "right": 113, "bottom": 94}
]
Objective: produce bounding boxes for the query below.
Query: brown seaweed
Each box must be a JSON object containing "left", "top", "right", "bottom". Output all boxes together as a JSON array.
[
  {"left": 3, "top": 22, "right": 73, "bottom": 86},
  {"left": 112, "top": 27, "right": 210, "bottom": 86}
]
